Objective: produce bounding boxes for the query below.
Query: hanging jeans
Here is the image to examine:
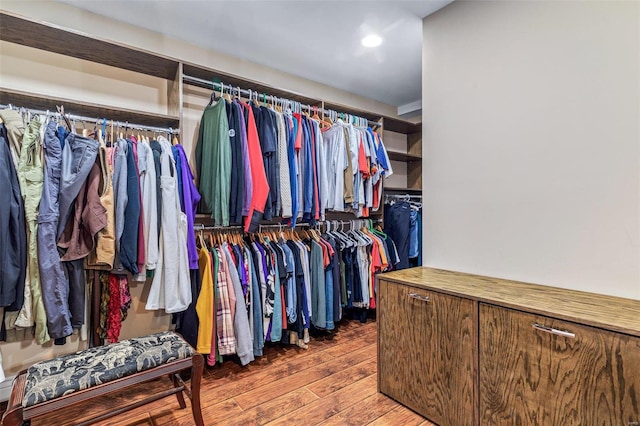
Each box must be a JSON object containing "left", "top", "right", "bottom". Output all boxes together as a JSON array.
[
  {"left": 384, "top": 202, "right": 412, "bottom": 270},
  {"left": 38, "top": 122, "right": 72, "bottom": 340},
  {"left": 409, "top": 209, "right": 419, "bottom": 258},
  {"left": 16, "top": 118, "right": 50, "bottom": 344}
]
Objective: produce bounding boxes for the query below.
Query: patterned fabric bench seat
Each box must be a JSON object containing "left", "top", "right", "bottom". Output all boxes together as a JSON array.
[{"left": 2, "top": 332, "right": 204, "bottom": 426}]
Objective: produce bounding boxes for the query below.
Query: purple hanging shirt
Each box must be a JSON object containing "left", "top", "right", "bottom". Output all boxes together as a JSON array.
[{"left": 175, "top": 144, "right": 201, "bottom": 269}]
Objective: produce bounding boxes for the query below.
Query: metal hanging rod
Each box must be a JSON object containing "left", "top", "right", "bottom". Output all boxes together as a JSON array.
[
  {"left": 192, "top": 218, "right": 383, "bottom": 232},
  {"left": 385, "top": 193, "right": 422, "bottom": 200},
  {"left": 0, "top": 103, "right": 180, "bottom": 135},
  {"left": 182, "top": 74, "right": 382, "bottom": 128},
  {"left": 193, "top": 222, "right": 312, "bottom": 232}
]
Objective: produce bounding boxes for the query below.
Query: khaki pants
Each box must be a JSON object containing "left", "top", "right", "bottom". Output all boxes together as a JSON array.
[{"left": 16, "top": 117, "right": 50, "bottom": 344}]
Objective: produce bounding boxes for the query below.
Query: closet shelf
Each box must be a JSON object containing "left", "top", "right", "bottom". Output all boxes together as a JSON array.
[
  {"left": 0, "top": 11, "right": 180, "bottom": 80},
  {"left": 386, "top": 150, "right": 422, "bottom": 161},
  {"left": 0, "top": 88, "right": 181, "bottom": 129},
  {"left": 384, "top": 186, "right": 423, "bottom": 194}
]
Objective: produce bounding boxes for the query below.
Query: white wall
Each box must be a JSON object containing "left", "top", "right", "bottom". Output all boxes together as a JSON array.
[{"left": 422, "top": 1, "right": 640, "bottom": 300}]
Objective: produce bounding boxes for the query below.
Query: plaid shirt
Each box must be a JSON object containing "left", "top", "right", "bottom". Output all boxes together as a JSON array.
[{"left": 215, "top": 247, "right": 236, "bottom": 355}]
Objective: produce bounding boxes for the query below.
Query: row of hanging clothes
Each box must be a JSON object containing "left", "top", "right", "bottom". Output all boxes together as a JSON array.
[
  {"left": 173, "top": 219, "right": 399, "bottom": 366},
  {"left": 383, "top": 194, "right": 423, "bottom": 269},
  {"left": 194, "top": 83, "right": 394, "bottom": 232},
  {"left": 0, "top": 104, "right": 195, "bottom": 348}
]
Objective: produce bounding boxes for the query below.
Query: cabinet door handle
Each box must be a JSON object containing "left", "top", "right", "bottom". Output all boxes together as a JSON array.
[
  {"left": 408, "top": 292, "right": 430, "bottom": 302},
  {"left": 532, "top": 323, "right": 575, "bottom": 338}
]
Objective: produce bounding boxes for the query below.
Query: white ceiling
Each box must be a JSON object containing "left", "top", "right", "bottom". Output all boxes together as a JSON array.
[{"left": 57, "top": 0, "right": 452, "bottom": 108}]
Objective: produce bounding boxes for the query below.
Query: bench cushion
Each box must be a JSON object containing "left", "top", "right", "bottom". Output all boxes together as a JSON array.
[{"left": 22, "top": 332, "right": 194, "bottom": 408}]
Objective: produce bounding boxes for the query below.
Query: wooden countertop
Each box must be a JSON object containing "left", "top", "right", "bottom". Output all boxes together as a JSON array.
[{"left": 380, "top": 267, "right": 640, "bottom": 337}]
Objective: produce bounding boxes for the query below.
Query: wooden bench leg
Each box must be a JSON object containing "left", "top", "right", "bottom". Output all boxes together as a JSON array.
[
  {"left": 190, "top": 354, "right": 205, "bottom": 426},
  {"left": 171, "top": 373, "right": 187, "bottom": 409},
  {"left": 2, "top": 371, "right": 28, "bottom": 426},
  {"left": 2, "top": 405, "right": 25, "bottom": 426}
]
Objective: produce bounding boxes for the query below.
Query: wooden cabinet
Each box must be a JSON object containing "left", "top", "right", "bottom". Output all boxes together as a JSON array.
[
  {"left": 480, "top": 303, "right": 640, "bottom": 425},
  {"left": 378, "top": 280, "right": 477, "bottom": 426},
  {"left": 378, "top": 268, "right": 640, "bottom": 426}
]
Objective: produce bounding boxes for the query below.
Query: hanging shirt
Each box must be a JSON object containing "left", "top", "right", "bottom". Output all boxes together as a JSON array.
[
  {"left": 138, "top": 142, "right": 159, "bottom": 272},
  {"left": 174, "top": 144, "right": 201, "bottom": 269},
  {"left": 312, "top": 120, "right": 329, "bottom": 220},
  {"left": 195, "top": 99, "right": 231, "bottom": 226},
  {"left": 233, "top": 102, "right": 252, "bottom": 217},
  {"left": 226, "top": 101, "right": 244, "bottom": 225},
  {"left": 240, "top": 103, "right": 269, "bottom": 233},
  {"left": 252, "top": 105, "right": 278, "bottom": 220},
  {"left": 245, "top": 244, "right": 264, "bottom": 357},
  {"left": 322, "top": 124, "right": 347, "bottom": 212},
  {"left": 118, "top": 139, "right": 140, "bottom": 275},
  {"left": 285, "top": 114, "right": 299, "bottom": 226},
  {"left": 222, "top": 243, "right": 254, "bottom": 366},
  {"left": 215, "top": 246, "right": 237, "bottom": 355},
  {"left": 111, "top": 138, "right": 128, "bottom": 274},
  {"left": 275, "top": 111, "right": 292, "bottom": 218}
]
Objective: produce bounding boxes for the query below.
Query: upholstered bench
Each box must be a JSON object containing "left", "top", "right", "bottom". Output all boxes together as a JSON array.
[{"left": 2, "top": 332, "right": 204, "bottom": 426}]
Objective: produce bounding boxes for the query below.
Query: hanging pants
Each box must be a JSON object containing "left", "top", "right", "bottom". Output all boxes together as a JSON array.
[
  {"left": 49, "top": 132, "right": 99, "bottom": 339},
  {"left": 38, "top": 122, "right": 72, "bottom": 339},
  {"left": 16, "top": 118, "right": 50, "bottom": 344}
]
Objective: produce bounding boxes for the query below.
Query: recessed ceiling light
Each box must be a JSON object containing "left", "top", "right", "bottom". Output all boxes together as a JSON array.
[{"left": 361, "top": 34, "right": 382, "bottom": 48}]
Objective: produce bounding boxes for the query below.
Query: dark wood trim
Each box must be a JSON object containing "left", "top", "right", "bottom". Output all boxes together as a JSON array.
[
  {"left": 383, "top": 186, "right": 423, "bottom": 195},
  {"left": 386, "top": 150, "right": 422, "bottom": 162},
  {"left": 0, "top": 11, "right": 179, "bottom": 80},
  {"left": 407, "top": 160, "right": 423, "bottom": 190},
  {"left": 0, "top": 88, "right": 180, "bottom": 129}
]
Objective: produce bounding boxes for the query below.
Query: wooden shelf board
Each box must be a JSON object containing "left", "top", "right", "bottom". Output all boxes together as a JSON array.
[
  {"left": 383, "top": 118, "right": 421, "bottom": 134},
  {"left": 386, "top": 150, "right": 422, "bottom": 161},
  {"left": 0, "top": 11, "right": 179, "bottom": 80},
  {"left": 384, "top": 187, "right": 423, "bottom": 194},
  {"left": 0, "top": 88, "right": 180, "bottom": 128}
]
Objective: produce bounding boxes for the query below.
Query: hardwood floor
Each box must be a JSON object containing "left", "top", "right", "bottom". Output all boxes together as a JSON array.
[{"left": 10, "top": 319, "right": 435, "bottom": 426}]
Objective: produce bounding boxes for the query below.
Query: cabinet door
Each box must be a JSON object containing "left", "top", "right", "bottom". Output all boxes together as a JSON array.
[
  {"left": 378, "top": 280, "right": 477, "bottom": 425},
  {"left": 479, "top": 303, "right": 640, "bottom": 425}
]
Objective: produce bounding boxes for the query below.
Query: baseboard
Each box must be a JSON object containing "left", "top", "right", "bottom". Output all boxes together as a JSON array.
[{"left": 0, "top": 376, "right": 15, "bottom": 402}]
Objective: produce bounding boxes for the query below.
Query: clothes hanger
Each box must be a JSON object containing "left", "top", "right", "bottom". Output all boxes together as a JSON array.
[
  {"left": 56, "top": 105, "right": 73, "bottom": 131},
  {"left": 207, "top": 80, "right": 219, "bottom": 107},
  {"left": 221, "top": 82, "right": 232, "bottom": 102},
  {"left": 171, "top": 129, "right": 179, "bottom": 146}
]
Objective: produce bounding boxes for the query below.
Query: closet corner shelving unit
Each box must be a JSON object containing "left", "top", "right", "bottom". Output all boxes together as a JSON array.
[
  {"left": 0, "top": 8, "right": 423, "bottom": 212},
  {"left": 382, "top": 121, "right": 422, "bottom": 196}
]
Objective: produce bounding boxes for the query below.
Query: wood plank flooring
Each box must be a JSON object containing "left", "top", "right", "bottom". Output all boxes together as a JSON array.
[{"left": 9, "top": 319, "right": 435, "bottom": 426}]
